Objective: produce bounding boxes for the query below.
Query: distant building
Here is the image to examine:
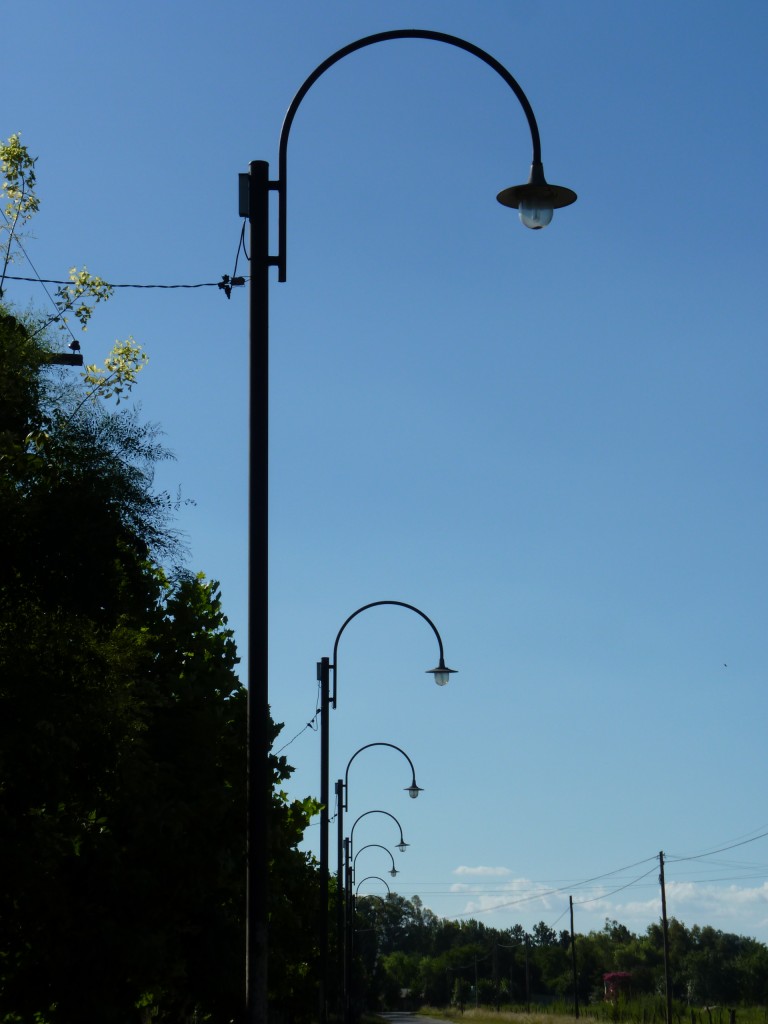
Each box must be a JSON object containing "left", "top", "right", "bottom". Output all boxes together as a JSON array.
[{"left": 603, "top": 972, "right": 632, "bottom": 1002}]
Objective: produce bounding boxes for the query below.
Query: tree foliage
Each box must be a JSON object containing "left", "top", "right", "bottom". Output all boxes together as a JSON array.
[
  {"left": 1, "top": 308, "right": 235, "bottom": 1020},
  {"left": 0, "top": 137, "right": 321, "bottom": 1022},
  {"left": 0, "top": 133, "right": 38, "bottom": 295},
  {"left": 345, "top": 893, "right": 768, "bottom": 1014},
  {"left": 1, "top": 134, "right": 148, "bottom": 395},
  {"left": 0, "top": 305, "right": 322, "bottom": 1023}
]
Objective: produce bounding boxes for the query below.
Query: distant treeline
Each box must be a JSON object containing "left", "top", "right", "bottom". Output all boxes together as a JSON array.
[{"left": 346, "top": 894, "right": 768, "bottom": 1014}]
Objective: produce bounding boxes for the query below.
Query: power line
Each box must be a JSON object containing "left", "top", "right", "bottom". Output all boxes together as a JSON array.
[
  {"left": 273, "top": 675, "right": 322, "bottom": 756},
  {"left": 1, "top": 200, "right": 245, "bottom": 299},
  {"left": 667, "top": 826, "right": 768, "bottom": 864},
  {"left": 3, "top": 272, "right": 245, "bottom": 292},
  {"left": 445, "top": 832, "right": 768, "bottom": 920},
  {"left": 573, "top": 865, "right": 659, "bottom": 907}
]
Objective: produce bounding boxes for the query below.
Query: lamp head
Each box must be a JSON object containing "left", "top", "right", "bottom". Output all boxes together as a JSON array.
[
  {"left": 396, "top": 839, "right": 408, "bottom": 853},
  {"left": 389, "top": 866, "right": 399, "bottom": 877},
  {"left": 405, "top": 781, "right": 423, "bottom": 800},
  {"left": 497, "top": 161, "right": 577, "bottom": 230},
  {"left": 426, "top": 656, "right": 457, "bottom": 687}
]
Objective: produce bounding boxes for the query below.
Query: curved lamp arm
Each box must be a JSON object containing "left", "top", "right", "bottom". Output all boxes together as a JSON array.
[
  {"left": 343, "top": 741, "right": 422, "bottom": 812},
  {"left": 274, "top": 28, "right": 576, "bottom": 279},
  {"left": 355, "top": 875, "right": 391, "bottom": 897},
  {"left": 331, "top": 599, "right": 456, "bottom": 708},
  {"left": 350, "top": 808, "right": 408, "bottom": 855},
  {"left": 354, "top": 843, "right": 399, "bottom": 878}
]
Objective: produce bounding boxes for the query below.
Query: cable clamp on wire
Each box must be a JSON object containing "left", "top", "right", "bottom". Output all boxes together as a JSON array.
[{"left": 217, "top": 274, "right": 245, "bottom": 299}]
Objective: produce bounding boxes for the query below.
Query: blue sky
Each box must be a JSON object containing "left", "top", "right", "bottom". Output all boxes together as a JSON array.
[{"left": 6, "top": 0, "right": 768, "bottom": 942}]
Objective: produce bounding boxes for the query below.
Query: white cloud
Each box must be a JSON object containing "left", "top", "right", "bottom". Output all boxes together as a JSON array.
[
  {"left": 439, "top": 875, "right": 768, "bottom": 943},
  {"left": 447, "top": 874, "right": 568, "bottom": 919},
  {"left": 453, "top": 865, "right": 512, "bottom": 877}
]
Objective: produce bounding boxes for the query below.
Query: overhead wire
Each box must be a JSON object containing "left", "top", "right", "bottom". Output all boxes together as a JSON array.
[
  {"left": 1, "top": 217, "right": 81, "bottom": 347},
  {"left": 3, "top": 272, "right": 245, "bottom": 292},
  {"left": 573, "top": 865, "right": 659, "bottom": 907},
  {"left": 451, "top": 854, "right": 659, "bottom": 918},
  {"left": 427, "top": 827, "right": 768, "bottom": 922},
  {"left": 273, "top": 674, "right": 322, "bottom": 756},
  {"left": 1, "top": 205, "right": 246, "bottom": 350},
  {"left": 667, "top": 825, "right": 768, "bottom": 864}
]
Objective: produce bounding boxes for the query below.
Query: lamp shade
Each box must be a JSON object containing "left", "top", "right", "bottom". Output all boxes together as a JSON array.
[
  {"left": 497, "top": 161, "right": 577, "bottom": 230},
  {"left": 426, "top": 657, "right": 456, "bottom": 686}
]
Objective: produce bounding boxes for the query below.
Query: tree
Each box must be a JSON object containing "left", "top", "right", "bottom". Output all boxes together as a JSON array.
[
  {"left": 379, "top": 950, "right": 421, "bottom": 1004},
  {"left": 0, "top": 136, "right": 321, "bottom": 1021},
  {"left": 531, "top": 920, "right": 558, "bottom": 947},
  {"left": 0, "top": 308, "right": 229, "bottom": 1018},
  {"left": 1, "top": 303, "right": 323, "bottom": 1024}
]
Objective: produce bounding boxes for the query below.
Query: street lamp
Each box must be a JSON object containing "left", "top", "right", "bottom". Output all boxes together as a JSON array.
[
  {"left": 343, "top": 809, "right": 408, "bottom": 1021},
  {"left": 355, "top": 876, "right": 391, "bottom": 897},
  {"left": 354, "top": 844, "right": 399, "bottom": 878},
  {"left": 242, "top": 27, "right": 576, "bottom": 1024},
  {"left": 336, "top": 742, "right": 421, "bottom": 903},
  {"left": 350, "top": 876, "right": 392, "bottom": 1016},
  {"left": 334, "top": 743, "right": 420, "bottom": 1017},
  {"left": 317, "top": 605, "right": 452, "bottom": 1024},
  {"left": 348, "top": 809, "right": 409, "bottom": 866},
  {"left": 342, "top": 741, "right": 423, "bottom": 806}
]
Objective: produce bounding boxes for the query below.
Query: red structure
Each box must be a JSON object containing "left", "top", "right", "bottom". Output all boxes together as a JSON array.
[{"left": 603, "top": 972, "right": 632, "bottom": 1002}]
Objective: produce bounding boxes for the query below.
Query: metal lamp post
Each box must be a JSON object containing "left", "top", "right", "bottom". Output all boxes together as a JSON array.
[
  {"left": 350, "top": 876, "right": 391, "bottom": 999},
  {"left": 347, "top": 810, "right": 409, "bottom": 881},
  {"left": 316, "top": 602, "right": 453, "bottom": 1023},
  {"left": 334, "top": 743, "right": 421, "bottom": 1018},
  {"left": 355, "top": 876, "right": 391, "bottom": 897},
  {"left": 241, "top": 28, "right": 576, "bottom": 1024},
  {"left": 343, "top": 810, "right": 409, "bottom": 1021},
  {"left": 353, "top": 844, "right": 400, "bottom": 879}
]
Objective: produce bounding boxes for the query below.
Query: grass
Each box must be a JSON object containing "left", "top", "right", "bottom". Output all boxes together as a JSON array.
[
  {"left": 413, "top": 1004, "right": 768, "bottom": 1024},
  {"left": 416, "top": 1009, "right": 598, "bottom": 1024}
]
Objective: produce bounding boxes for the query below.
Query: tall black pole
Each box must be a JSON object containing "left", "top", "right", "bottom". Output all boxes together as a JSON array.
[
  {"left": 322, "top": 605, "right": 449, "bottom": 1021},
  {"left": 243, "top": 30, "right": 575, "bottom": 1024},
  {"left": 317, "top": 658, "right": 331, "bottom": 1024},
  {"left": 660, "top": 851, "right": 673, "bottom": 1024},
  {"left": 493, "top": 942, "right": 499, "bottom": 1010},
  {"left": 246, "top": 159, "right": 271, "bottom": 1024},
  {"left": 336, "top": 780, "right": 345, "bottom": 1016},
  {"left": 344, "top": 836, "right": 352, "bottom": 1024},
  {"left": 570, "top": 895, "right": 579, "bottom": 1019}
]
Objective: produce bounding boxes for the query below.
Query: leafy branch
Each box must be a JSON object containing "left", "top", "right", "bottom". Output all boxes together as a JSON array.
[
  {"left": 54, "top": 265, "right": 114, "bottom": 333},
  {"left": 81, "top": 336, "right": 149, "bottom": 406},
  {"left": 1, "top": 136, "right": 150, "bottom": 410},
  {"left": 0, "top": 132, "right": 39, "bottom": 296}
]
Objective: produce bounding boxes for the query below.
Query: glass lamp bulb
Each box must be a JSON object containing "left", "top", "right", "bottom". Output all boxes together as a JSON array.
[
  {"left": 427, "top": 660, "right": 455, "bottom": 685},
  {"left": 519, "top": 199, "right": 554, "bottom": 230}
]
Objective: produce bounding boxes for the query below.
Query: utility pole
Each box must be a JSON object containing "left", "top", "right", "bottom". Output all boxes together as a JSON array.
[
  {"left": 570, "top": 896, "right": 579, "bottom": 1019},
  {"left": 493, "top": 942, "right": 500, "bottom": 1010},
  {"left": 659, "top": 851, "right": 673, "bottom": 1024},
  {"left": 317, "top": 657, "right": 331, "bottom": 1024}
]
